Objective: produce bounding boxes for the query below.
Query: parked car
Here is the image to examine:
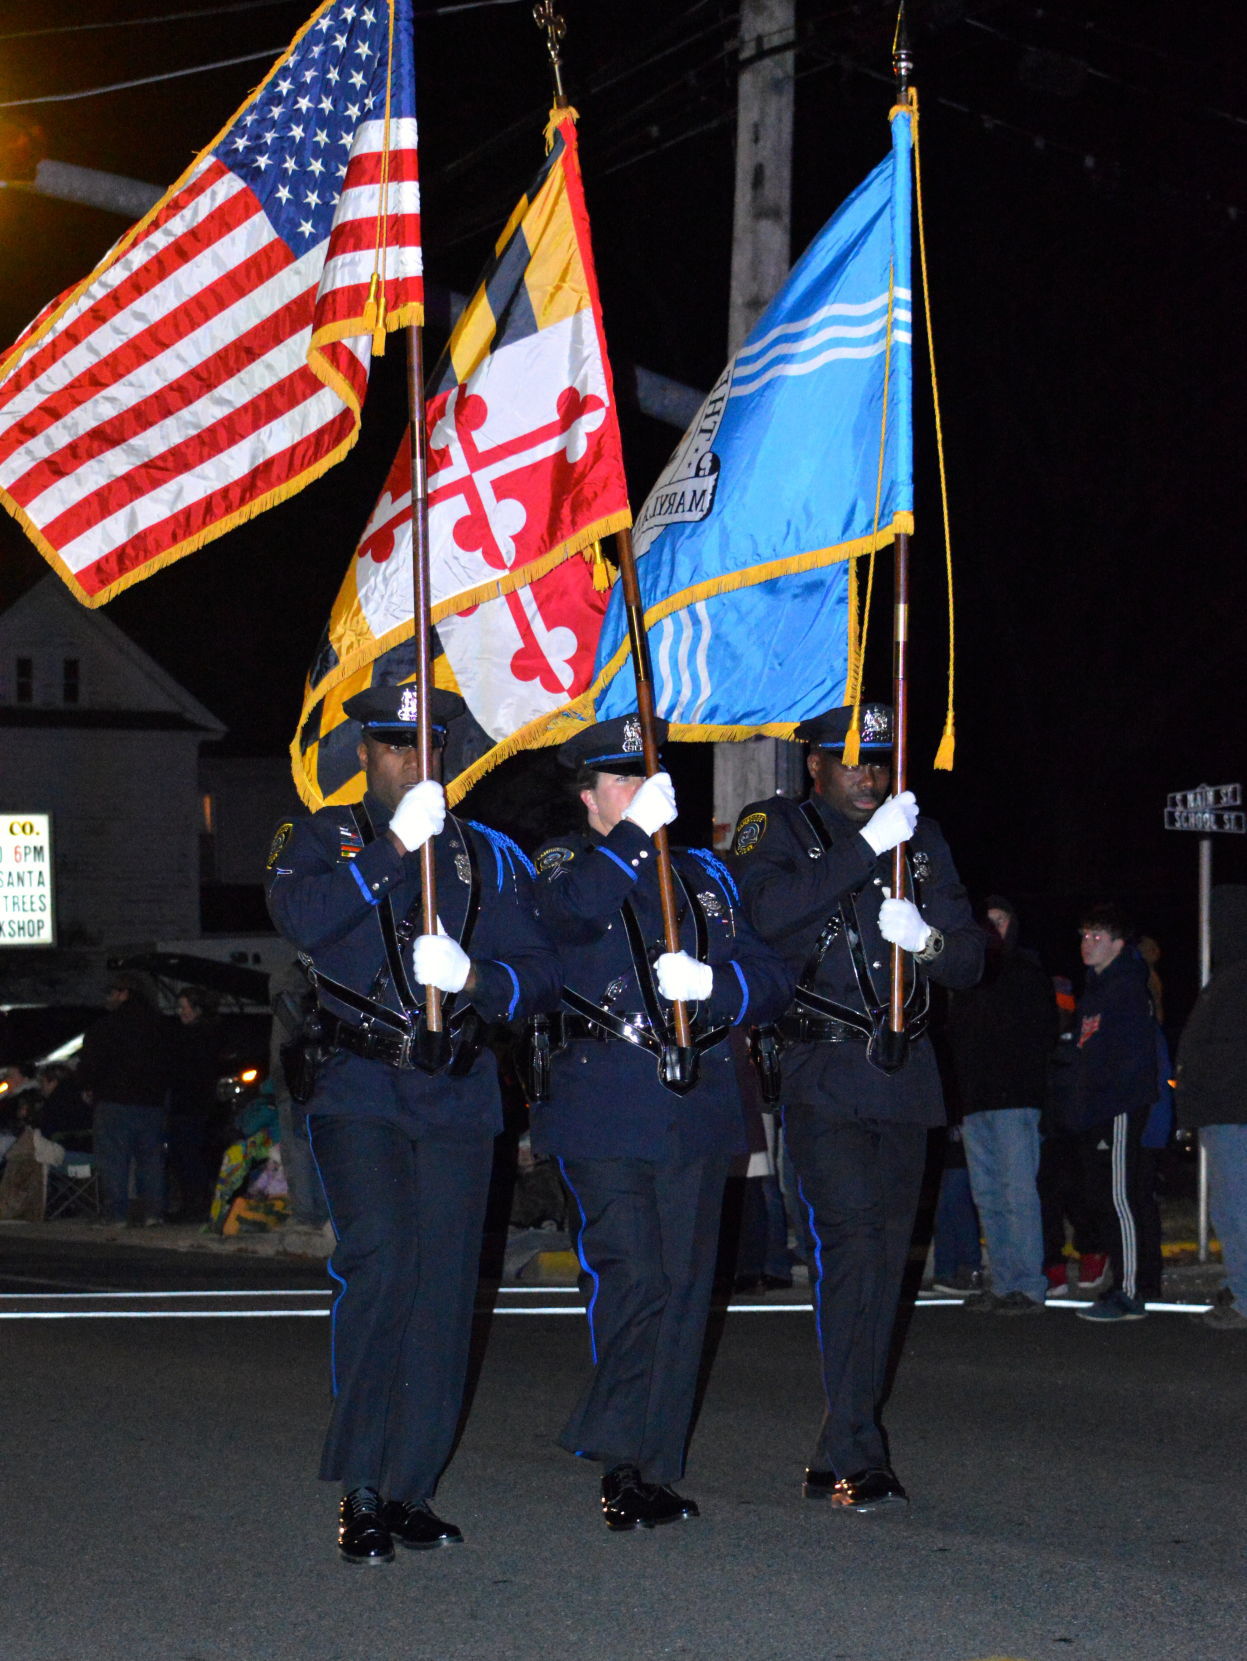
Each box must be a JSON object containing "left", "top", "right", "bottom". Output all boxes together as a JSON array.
[{"left": 0, "top": 1003, "right": 106, "bottom": 1067}]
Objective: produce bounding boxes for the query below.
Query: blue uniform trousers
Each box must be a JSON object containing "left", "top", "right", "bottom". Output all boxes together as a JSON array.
[
  {"left": 558, "top": 1151, "right": 732, "bottom": 1486},
  {"left": 307, "top": 1113, "right": 494, "bottom": 1502},
  {"left": 783, "top": 1111, "right": 927, "bottom": 1477}
]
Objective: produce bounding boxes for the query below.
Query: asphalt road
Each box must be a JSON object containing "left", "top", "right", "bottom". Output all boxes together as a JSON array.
[{"left": 2, "top": 1234, "right": 1242, "bottom": 1661}]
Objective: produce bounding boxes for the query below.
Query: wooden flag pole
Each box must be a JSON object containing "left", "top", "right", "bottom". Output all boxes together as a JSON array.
[
  {"left": 888, "top": 10, "right": 914, "bottom": 1040},
  {"left": 614, "top": 527, "right": 696, "bottom": 1083},
  {"left": 532, "top": 1, "right": 695, "bottom": 1087},
  {"left": 406, "top": 312, "right": 446, "bottom": 1056}
]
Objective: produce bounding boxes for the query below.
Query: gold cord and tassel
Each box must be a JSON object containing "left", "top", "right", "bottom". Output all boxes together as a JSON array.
[{"left": 910, "top": 88, "right": 957, "bottom": 769}]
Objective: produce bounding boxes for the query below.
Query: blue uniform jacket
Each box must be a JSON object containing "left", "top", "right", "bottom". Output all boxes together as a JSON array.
[
  {"left": 530, "top": 818, "right": 792, "bottom": 1162},
  {"left": 265, "top": 795, "right": 561, "bottom": 1136},
  {"left": 730, "top": 793, "right": 982, "bottom": 1126}
]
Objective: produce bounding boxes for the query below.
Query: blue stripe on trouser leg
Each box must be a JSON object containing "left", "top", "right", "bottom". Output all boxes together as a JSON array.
[
  {"left": 306, "top": 1118, "right": 347, "bottom": 1397},
  {"left": 558, "top": 1157, "right": 601, "bottom": 1365}
]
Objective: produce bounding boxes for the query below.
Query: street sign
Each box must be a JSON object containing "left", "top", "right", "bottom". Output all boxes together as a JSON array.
[
  {"left": 1163, "top": 783, "right": 1245, "bottom": 834},
  {"left": 1163, "top": 782, "right": 1242, "bottom": 1264},
  {"left": 0, "top": 814, "right": 55, "bottom": 946}
]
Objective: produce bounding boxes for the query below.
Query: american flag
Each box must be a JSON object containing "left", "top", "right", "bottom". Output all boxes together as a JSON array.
[{"left": 0, "top": 0, "right": 421, "bottom": 607}]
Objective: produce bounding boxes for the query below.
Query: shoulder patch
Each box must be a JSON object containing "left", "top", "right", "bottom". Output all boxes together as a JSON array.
[
  {"left": 267, "top": 823, "right": 293, "bottom": 869},
  {"left": 536, "top": 845, "right": 575, "bottom": 876},
  {"left": 732, "top": 811, "right": 768, "bottom": 856}
]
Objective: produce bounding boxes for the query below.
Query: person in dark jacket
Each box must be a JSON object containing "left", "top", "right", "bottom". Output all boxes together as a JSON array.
[
  {"left": 946, "top": 896, "right": 1058, "bottom": 1314},
  {"left": 167, "top": 987, "right": 224, "bottom": 1221},
  {"left": 1176, "top": 884, "right": 1247, "bottom": 1332},
  {"left": 531, "top": 716, "right": 791, "bottom": 1531},
  {"left": 730, "top": 702, "right": 983, "bottom": 1513},
  {"left": 266, "top": 681, "right": 561, "bottom": 1566},
  {"left": 1040, "top": 976, "right": 1108, "bottom": 1295},
  {"left": 74, "top": 970, "right": 172, "bottom": 1225},
  {"left": 1067, "top": 904, "right": 1162, "bottom": 1322}
]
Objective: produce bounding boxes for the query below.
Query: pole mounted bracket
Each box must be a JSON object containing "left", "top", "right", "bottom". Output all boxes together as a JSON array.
[{"left": 533, "top": 1, "right": 567, "bottom": 103}]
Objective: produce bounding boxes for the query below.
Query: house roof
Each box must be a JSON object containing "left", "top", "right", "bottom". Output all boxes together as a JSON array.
[{"left": 0, "top": 576, "right": 225, "bottom": 736}]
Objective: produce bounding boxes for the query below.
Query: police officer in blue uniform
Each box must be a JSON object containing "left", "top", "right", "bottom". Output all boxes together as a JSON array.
[
  {"left": 730, "top": 704, "right": 982, "bottom": 1513},
  {"left": 266, "top": 682, "right": 560, "bottom": 1565},
  {"left": 531, "top": 716, "right": 791, "bottom": 1531}
]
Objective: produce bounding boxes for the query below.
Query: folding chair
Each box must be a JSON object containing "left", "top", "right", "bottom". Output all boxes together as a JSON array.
[{"left": 45, "top": 1156, "right": 104, "bottom": 1221}]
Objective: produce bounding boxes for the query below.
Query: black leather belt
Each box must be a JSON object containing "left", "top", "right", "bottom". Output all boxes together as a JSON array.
[
  {"left": 778, "top": 1012, "right": 864, "bottom": 1046},
  {"left": 321, "top": 1013, "right": 419, "bottom": 1069},
  {"left": 564, "top": 1011, "right": 653, "bottom": 1046}
]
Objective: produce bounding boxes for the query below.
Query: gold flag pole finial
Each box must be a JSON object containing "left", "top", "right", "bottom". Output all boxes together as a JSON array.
[{"left": 533, "top": 1, "right": 568, "bottom": 105}]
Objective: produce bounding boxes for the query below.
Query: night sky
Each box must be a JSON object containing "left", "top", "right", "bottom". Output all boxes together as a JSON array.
[{"left": 1, "top": 0, "right": 1244, "bottom": 1017}]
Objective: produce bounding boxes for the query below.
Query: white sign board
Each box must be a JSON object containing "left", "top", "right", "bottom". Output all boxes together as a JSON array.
[
  {"left": 1163, "top": 783, "right": 1245, "bottom": 835},
  {"left": 0, "top": 814, "right": 55, "bottom": 946}
]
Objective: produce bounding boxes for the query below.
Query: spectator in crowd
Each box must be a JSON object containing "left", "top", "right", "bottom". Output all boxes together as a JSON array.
[
  {"left": 167, "top": 986, "right": 224, "bottom": 1221},
  {"left": 1175, "top": 884, "right": 1247, "bottom": 1332},
  {"left": 2, "top": 1060, "right": 41, "bottom": 1112},
  {"left": 1138, "top": 935, "right": 1165, "bottom": 1030},
  {"left": 36, "top": 1063, "right": 92, "bottom": 1148},
  {"left": 1067, "top": 905, "right": 1163, "bottom": 1323},
  {"left": 731, "top": 1033, "right": 793, "bottom": 1294},
  {"left": 946, "top": 896, "right": 1057, "bottom": 1314},
  {"left": 0, "top": 1061, "right": 42, "bottom": 1163},
  {"left": 268, "top": 957, "right": 329, "bottom": 1230},
  {"left": 74, "top": 969, "right": 172, "bottom": 1226},
  {"left": 930, "top": 1118, "right": 983, "bottom": 1296},
  {"left": 1040, "top": 976, "right": 1107, "bottom": 1295}
]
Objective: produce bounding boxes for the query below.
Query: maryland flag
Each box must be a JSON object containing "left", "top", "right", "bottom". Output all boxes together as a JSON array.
[{"left": 293, "top": 109, "right": 629, "bottom": 809}]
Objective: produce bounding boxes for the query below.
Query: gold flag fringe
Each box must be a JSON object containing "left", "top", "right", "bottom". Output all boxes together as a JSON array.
[{"left": 544, "top": 104, "right": 580, "bottom": 152}]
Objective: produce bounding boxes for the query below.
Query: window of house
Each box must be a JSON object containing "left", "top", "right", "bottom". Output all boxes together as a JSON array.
[
  {"left": 15, "top": 657, "right": 33, "bottom": 704},
  {"left": 62, "top": 657, "right": 80, "bottom": 705}
]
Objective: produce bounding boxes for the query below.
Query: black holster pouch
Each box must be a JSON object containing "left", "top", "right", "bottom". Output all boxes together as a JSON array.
[
  {"left": 518, "top": 1013, "right": 562, "bottom": 1104},
  {"left": 749, "top": 1023, "right": 783, "bottom": 1105},
  {"left": 280, "top": 1016, "right": 324, "bottom": 1106}
]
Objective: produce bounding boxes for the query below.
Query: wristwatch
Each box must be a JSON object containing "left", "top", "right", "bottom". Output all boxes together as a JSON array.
[{"left": 915, "top": 926, "right": 945, "bottom": 964}]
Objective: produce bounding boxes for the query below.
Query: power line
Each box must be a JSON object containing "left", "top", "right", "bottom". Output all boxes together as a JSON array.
[
  {"left": 0, "top": 0, "right": 524, "bottom": 44},
  {"left": 0, "top": 49, "right": 284, "bottom": 110},
  {"left": 0, "top": 0, "right": 530, "bottom": 110},
  {"left": 0, "top": 2, "right": 301, "bottom": 42},
  {"left": 962, "top": 12, "right": 1247, "bottom": 132}
]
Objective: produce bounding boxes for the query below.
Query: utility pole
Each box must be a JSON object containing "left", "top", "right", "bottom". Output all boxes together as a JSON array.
[{"left": 713, "top": 0, "right": 801, "bottom": 849}]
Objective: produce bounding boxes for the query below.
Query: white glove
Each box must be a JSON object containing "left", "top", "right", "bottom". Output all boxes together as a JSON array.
[
  {"left": 412, "top": 932, "right": 470, "bottom": 994},
  {"left": 860, "top": 790, "right": 919, "bottom": 856},
  {"left": 389, "top": 779, "right": 445, "bottom": 853},
  {"left": 654, "top": 950, "right": 714, "bottom": 1003},
  {"left": 622, "top": 771, "right": 678, "bottom": 837},
  {"left": 878, "top": 888, "right": 932, "bottom": 954}
]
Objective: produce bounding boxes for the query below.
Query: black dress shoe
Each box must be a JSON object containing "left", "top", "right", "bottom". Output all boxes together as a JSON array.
[
  {"left": 338, "top": 1487, "right": 395, "bottom": 1564},
  {"left": 803, "top": 1466, "right": 908, "bottom": 1513},
  {"left": 601, "top": 1464, "right": 700, "bottom": 1531},
  {"left": 383, "top": 1500, "right": 464, "bottom": 1550}
]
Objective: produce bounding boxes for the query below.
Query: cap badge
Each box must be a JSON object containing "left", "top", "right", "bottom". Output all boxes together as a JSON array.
[
  {"left": 860, "top": 705, "right": 890, "bottom": 743},
  {"left": 397, "top": 686, "right": 420, "bottom": 723},
  {"left": 622, "top": 715, "right": 643, "bottom": 753}
]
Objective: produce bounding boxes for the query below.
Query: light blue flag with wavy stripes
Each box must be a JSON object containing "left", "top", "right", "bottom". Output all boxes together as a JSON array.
[{"left": 587, "top": 106, "right": 913, "bottom": 737}]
